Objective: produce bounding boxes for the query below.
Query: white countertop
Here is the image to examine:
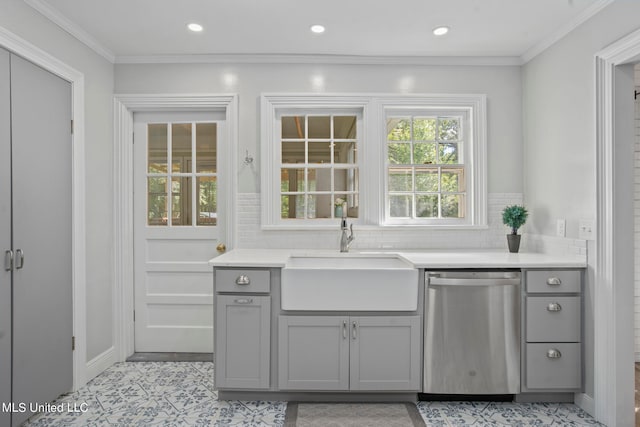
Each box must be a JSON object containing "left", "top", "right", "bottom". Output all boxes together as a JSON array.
[{"left": 209, "top": 249, "right": 586, "bottom": 269}]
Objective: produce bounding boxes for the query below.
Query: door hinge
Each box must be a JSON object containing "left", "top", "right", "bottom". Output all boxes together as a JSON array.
[{"left": 72, "top": 336, "right": 75, "bottom": 351}]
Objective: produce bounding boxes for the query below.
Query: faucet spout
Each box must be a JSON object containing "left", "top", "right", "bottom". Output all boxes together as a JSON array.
[{"left": 340, "top": 217, "right": 354, "bottom": 252}]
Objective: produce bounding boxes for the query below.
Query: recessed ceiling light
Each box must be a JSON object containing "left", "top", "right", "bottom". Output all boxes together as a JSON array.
[
  {"left": 310, "top": 24, "right": 326, "bottom": 34},
  {"left": 188, "top": 23, "right": 203, "bottom": 32},
  {"left": 433, "top": 26, "right": 449, "bottom": 36}
]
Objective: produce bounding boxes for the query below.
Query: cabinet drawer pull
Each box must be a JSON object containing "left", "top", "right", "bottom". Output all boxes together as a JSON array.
[
  {"left": 235, "top": 275, "right": 251, "bottom": 285},
  {"left": 352, "top": 321, "right": 357, "bottom": 340},
  {"left": 547, "top": 348, "right": 562, "bottom": 359},
  {"left": 547, "top": 302, "right": 562, "bottom": 312},
  {"left": 234, "top": 298, "right": 253, "bottom": 304},
  {"left": 343, "top": 321, "right": 347, "bottom": 339},
  {"left": 4, "top": 250, "right": 13, "bottom": 272},
  {"left": 546, "top": 277, "right": 562, "bottom": 286}
]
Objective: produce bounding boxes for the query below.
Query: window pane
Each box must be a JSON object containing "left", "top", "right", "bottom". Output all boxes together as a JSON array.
[
  {"left": 282, "top": 140, "right": 305, "bottom": 164},
  {"left": 196, "top": 123, "right": 216, "bottom": 173},
  {"left": 305, "top": 194, "right": 317, "bottom": 218},
  {"left": 415, "top": 168, "right": 439, "bottom": 192},
  {"left": 389, "top": 168, "right": 413, "bottom": 192},
  {"left": 388, "top": 143, "right": 411, "bottom": 164},
  {"left": 281, "top": 116, "right": 305, "bottom": 139},
  {"left": 172, "top": 123, "right": 192, "bottom": 173},
  {"left": 333, "top": 141, "right": 357, "bottom": 164},
  {"left": 442, "top": 194, "right": 463, "bottom": 218},
  {"left": 438, "top": 143, "right": 459, "bottom": 164},
  {"left": 414, "top": 117, "right": 436, "bottom": 141},
  {"left": 308, "top": 116, "right": 330, "bottom": 138},
  {"left": 312, "top": 168, "right": 331, "bottom": 192},
  {"left": 281, "top": 195, "right": 302, "bottom": 219},
  {"left": 416, "top": 195, "right": 439, "bottom": 218},
  {"left": 281, "top": 168, "right": 305, "bottom": 192},
  {"left": 413, "top": 143, "right": 436, "bottom": 165},
  {"left": 441, "top": 168, "right": 464, "bottom": 192},
  {"left": 171, "top": 176, "right": 192, "bottom": 226},
  {"left": 334, "top": 116, "right": 357, "bottom": 138},
  {"left": 197, "top": 177, "right": 217, "bottom": 226},
  {"left": 390, "top": 195, "right": 412, "bottom": 218},
  {"left": 439, "top": 118, "right": 460, "bottom": 141},
  {"left": 307, "top": 169, "right": 317, "bottom": 191},
  {"left": 308, "top": 141, "right": 332, "bottom": 163},
  {"left": 334, "top": 168, "right": 358, "bottom": 193},
  {"left": 387, "top": 118, "right": 411, "bottom": 141},
  {"left": 148, "top": 124, "right": 168, "bottom": 173},
  {"left": 148, "top": 177, "right": 167, "bottom": 226}
]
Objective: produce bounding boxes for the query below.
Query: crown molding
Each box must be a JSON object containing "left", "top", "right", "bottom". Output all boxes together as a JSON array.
[
  {"left": 23, "top": 0, "right": 116, "bottom": 63},
  {"left": 114, "top": 53, "right": 522, "bottom": 67},
  {"left": 520, "top": 0, "right": 614, "bottom": 64}
]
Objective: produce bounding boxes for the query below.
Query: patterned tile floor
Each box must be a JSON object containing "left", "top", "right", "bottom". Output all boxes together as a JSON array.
[{"left": 21, "top": 361, "right": 603, "bottom": 426}]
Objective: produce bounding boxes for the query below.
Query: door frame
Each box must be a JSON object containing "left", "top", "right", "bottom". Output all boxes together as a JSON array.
[
  {"left": 594, "top": 27, "right": 640, "bottom": 426},
  {"left": 0, "top": 26, "right": 87, "bottom": 390},
  {"left": 113, "top": 94, "right": 238, "bottom": 361}
]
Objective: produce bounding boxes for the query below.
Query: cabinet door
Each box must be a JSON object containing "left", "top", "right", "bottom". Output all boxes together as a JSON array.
[
  {"left": 0, "top": 47, "right": 11, "bottom": 427},
  {"left": 11, "top": 53, "right": 73, "bottom": 426},
  {"left": 350, "top": 316, "right": 421, "bottom": 391},
  {"left": 215, "top": 295, "right": 270, "bottom": 389},
  {"left": 278, "top": 316, "right": 349, "bottom": 390}
]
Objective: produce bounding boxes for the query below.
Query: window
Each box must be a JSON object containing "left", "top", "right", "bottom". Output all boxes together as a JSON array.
[
  {"left": 386, "top": 113, "right": 467, "bottom": 224},
  {"left": 146, "top": 121, "right": 217, "bottom": 226},
  {"left": 280, "top": 114, "right": 359, "bottom": 220},
  {"left": 261, "top": 94, "right": 486, "bottom": 229}
]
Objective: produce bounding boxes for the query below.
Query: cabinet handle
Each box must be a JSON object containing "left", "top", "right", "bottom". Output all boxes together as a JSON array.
[
  {"left": 343, "top": 321, "right": 347, "bottom": 339},
  {"left": 234, "top": 298, "right": 253, "bottom": 304},
  {"left": 235, "top": 275, "right": 250, "bottom": 285},
  {"left": 547, "top": 302, "right": 562, "bottom": 312},
  {"left": 546, "top": 277, "right": 561, "bottom": 286},
  {"left": 4, "top": 250, "right": 12, "bottom": 271},
  {"left": 547, "top": 348, "right": 562, "bottom": 359},
  {"left": 15, "top": 249, "right": 24, "bottom": 270},
  {"left": 352, "top": 321, "right": 357, "bottom": 340}
]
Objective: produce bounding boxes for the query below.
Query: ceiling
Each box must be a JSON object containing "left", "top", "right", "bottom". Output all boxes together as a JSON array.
[{"left": 26, "top": 0, "right": 612, "bottom": 64}]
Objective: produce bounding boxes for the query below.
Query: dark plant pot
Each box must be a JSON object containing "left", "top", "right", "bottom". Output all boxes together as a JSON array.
[{"left": 507, "top": 234, "right": 521, "bottom": 253}]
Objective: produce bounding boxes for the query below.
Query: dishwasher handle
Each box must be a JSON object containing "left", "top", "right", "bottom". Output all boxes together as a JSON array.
[{"left": 428, "top": 277, "right": 521, "bottom": 287}]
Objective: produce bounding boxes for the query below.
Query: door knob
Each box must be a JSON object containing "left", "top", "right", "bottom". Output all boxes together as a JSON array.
[{"left": 216, "top": 243, "right": 226, "bottom": 253}]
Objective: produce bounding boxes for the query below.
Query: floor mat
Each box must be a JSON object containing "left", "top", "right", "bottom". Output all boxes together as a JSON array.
[{"left": 284, "top": 402, "right": 426, "bottom": 427}]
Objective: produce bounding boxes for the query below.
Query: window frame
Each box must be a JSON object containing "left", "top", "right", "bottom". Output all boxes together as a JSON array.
[{"left": 260, "top": 94, "right": 487, "bottom": 230}]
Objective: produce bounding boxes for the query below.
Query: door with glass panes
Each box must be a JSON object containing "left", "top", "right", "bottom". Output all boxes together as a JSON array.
[{"left": 133, "top": 112, "right": 223, "bottom": 352}]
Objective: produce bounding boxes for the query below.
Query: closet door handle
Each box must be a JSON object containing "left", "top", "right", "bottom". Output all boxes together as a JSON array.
[
  {"left": 3, "top": 250, "right": 12, "bottom": 271},
  {"left": 15, "top": 249, "right": 24, "bottom": 270}
]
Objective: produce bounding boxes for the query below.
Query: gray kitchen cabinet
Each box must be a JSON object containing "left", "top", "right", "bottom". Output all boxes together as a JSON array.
[
  {"left": 278, "top": 315, "right": 421, "bottom": 391},
  {"left": 0, "top": 48, "right": 73, "bottom": 427},
  {"left": 215, "top": 294, "right": 270, "bottom": 389},
  {"left": 522, "top": 269, "right": 583, "bottom": 392}
]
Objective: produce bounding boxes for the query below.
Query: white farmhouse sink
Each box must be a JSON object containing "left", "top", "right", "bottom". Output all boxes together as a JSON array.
[{"left": 281, "top": 253, "right": 418, "bottom": 311}]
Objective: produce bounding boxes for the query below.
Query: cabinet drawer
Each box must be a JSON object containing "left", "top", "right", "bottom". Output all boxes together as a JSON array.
[
  {"left": 526, "top": 296, "right": 581, "bottom": 342},
  {"left": 525, "top": 343, "right": 581, "bottom": 390},
  {"left": 215, "top": 269, "right": 270, "bottom": 293},
  {"left": 526, "top": 270, "right": 581, "bottom": 294}
]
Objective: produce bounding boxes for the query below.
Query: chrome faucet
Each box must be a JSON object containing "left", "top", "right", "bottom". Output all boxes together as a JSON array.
[{"left": 340, "top": 216, "right": 354, "bottom": 252}]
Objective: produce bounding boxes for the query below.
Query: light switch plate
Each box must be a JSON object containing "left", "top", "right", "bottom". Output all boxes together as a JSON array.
[
  {"left": 556, "top": 219, "right": 566, "bottom": 237},
  {"left": 579, "top": 219, "right": 595, "bottom": 240}
]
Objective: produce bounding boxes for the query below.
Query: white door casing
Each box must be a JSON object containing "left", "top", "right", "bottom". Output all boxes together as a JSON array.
[
  {"left": 133, "top": 112, "right": 224, "bottom": 352},
  {"left": 114, "top": 94, "right": 237, "bottom": 360}
]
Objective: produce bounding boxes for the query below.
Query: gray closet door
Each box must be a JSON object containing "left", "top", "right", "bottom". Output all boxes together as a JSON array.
[
  {"left": 0, "top": 47, "right": 11, "bottom": 427},
  {"left": 10, "top": 54, "right": 72, "bottom": 426}
]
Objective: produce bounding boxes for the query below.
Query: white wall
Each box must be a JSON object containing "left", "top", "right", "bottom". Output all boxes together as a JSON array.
[
  {"left": 115, "top": 62, "right": 523, "bottom": 249},
  {"left": 0, "top": 1, "right": 114, "bottom": 363},
  {"left": 634, "top": 66, "right": 640, "bottom": 362},
  {"left": 522, "top": 1, "right": 640, "bottom": 400}
]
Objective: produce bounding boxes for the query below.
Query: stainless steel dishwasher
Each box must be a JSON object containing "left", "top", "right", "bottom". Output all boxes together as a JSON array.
[{"left": 424, "top": 270, "right": 521, "bottom": 395}]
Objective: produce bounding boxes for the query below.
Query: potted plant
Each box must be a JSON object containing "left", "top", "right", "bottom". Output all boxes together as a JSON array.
[{"left": 502, "top": 205, "right": 528, "bottom": 253}]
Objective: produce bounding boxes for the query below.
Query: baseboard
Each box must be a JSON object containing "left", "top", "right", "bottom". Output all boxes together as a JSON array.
[
  {"left": 574, "top": 393, "right": 595, "bottom": 418},
  {"left": 85, "top": 346, "right": 116, "bottom": 382}
]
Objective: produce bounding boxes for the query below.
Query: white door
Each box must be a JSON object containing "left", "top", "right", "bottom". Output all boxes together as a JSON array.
[{"left": 134, "top": 111, "right": 225, "bottom": 352}]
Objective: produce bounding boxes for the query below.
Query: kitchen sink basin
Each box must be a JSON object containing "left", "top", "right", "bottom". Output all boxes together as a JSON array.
[{"left": 281, "top": 253, "right": 418, "bottom": 311}]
